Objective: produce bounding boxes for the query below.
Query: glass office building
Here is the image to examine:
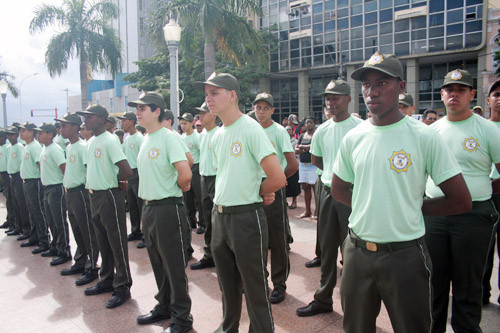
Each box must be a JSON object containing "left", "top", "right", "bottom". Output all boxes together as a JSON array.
[{"left": 258, "top": 0, "right": 486, "bottom": 120}]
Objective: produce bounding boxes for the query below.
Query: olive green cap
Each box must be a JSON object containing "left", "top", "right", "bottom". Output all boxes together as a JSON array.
[
  {"left": 442, "top": 69, "right": 473, "bottom": 88},
  {"left": 194, "top": 102, "right": 210, "bottom": 113},
  {"left": 128, "top": 92, "right": 166, "bottom": 111},
  {"left": 106, "top": 116, "right": 117, "bottom": 124},
  {"left": 34, "top": 122, "right": 57, "bottom": 133},
  {"left": 54, "top": 113, "right": 83, "bottom": 126},
  {"left": 136, "top": 125, "right": 146, "bottom": 133},
  {"left": 253, "top": 92, "right": 274, "bottom": 107},
  {"left": 11, "top": 122, "right": 21, "bottom": 128},
  {"left": 193, "top": 72, "right": 240, "bottom": 97},
  {"left": 320, "top": 79, "right": 350, "bottom": 96},
  {"left": 114, "top": 130, "right": 124, "bottom": 136},
  {"left": 398, "top": 93, "right": 414, "bottom": 107},
  {"left": 351, "top": 52, "right": 404, "bottom": 81},
  {"left": 488, "top": 80, "right": 500, "bottom": 96},
  {"left": 117, "top": 112, "right": 137, "bottom": 121},
  {"left": 76, "top": 104, "right": 109, "bottom": 118},
  {"left": 178, "top": 112, "right": 194, "bottom": 122},
  {"left": 5, "top": 126, "right": 19, "bottom": 134},
  {"left": 18, "top": 122, "right": 37, "bottom": 131}
]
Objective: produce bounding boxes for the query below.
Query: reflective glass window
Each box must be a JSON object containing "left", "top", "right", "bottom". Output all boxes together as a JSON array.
[
  {"left": 412, "top": 29, "right": 427, "bottom": 40},
  {"left": 395, "top": 32, "right": 409, "bottom": 43},
  {"left": 447, "top": 23, "right": 463, "bottom": 35},
  {"left": 465, "top": 32, "right": 482, "bottom": 47},
  {"left": 380, "top": 0, "right": 393, "bottom": 9},
  {"left": 365, "top": 1, "right": 377, "bottom": 12},
  {"left": 395, "top": 19, "right": 410, "bottom": 32},
  {"left": 380, "top": 9, "right": 393, "bottom": 22},
  {"left": 466, "top": 21, "right": 482, "bottom": 33},
  {"left": 380, "top": 34, "right": 393, "bottom": 45},
  {"left": 351, "top": 15, "right": 363, "bottom": 27},
  {"left": 351, "top": 4, "right": 363, "bottom": 15},
  {"left": 447, "top": 9, "right": 463, "bottom": 24},
  {"left": 351, "top": 39, "right": 363, "bottom": 49},
  {"left": 447, "top": 0, "right": 463, "bottom": 10},
  {"left": 365, "top": 25, "right": 377, "bottom": 37},
  {"left": 365, "top": 12, "right": 377, "bottom": 25},
  {"left": 395, "top": 43, "right": 410, "bottom": 56},
  {"left": 351, "top": 27, "right": 363, "bottom": 39},
  {"left": 412, "top": 17, "right": 426, "bottom": 29},
  {"left": 447, "top": 35, "right": 463, "bottom": 50},
  {"left": 429, "top": 27, "right": 444, "bottom": 38},
  {"left": 380, "top": 22, "right": 393, "bottom": 35},
  {"left": 429, "top": 0, "right": 445, "bottom": 13},
  {"left": 430, "top": 14, "right": 444, "bottom": 26},
  {"left": 338, "top": 18, "right": 348, "bottom": 29}
]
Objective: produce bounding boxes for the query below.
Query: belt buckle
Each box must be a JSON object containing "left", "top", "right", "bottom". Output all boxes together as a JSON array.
[
  {"left": 218, "top": 205, "right": 223, "bottom": 213},
  {"left": 89, "top": 189, "right": 94, "bottom": 195},
  {"left": 366, "top": 242, "right": 377, "bottom": 252}
]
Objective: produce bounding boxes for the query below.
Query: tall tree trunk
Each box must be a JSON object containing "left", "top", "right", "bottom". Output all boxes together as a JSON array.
[
  {"left": 204, "top": 35, "right": 216, "bottom": 79},
  {"left": 80, "top": 60, "right": 89, "bottom": 110}
]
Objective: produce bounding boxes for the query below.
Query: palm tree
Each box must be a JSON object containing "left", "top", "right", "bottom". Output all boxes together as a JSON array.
[
  {"left": 29, "top": 0, "right": 122, "bottom": 109},
  {"left": 147, "top": 0, "right": 265, "bottom": 79},
  {"left": 0, "top": 71, "right": 19, "bottom": 98}
]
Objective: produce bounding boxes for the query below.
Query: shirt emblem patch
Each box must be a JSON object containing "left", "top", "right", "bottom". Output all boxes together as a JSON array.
[
  {"left": 231, "top": 141, "right": 242, "bottom": 157},
  {"left": 0, "top": 153, "right": 3, "bottom": 158},
  {"left": 327, "top": 81, "right": 336, "bottom": 89},
  {"left": 69, "top": 155, "right": 76, "bottom": 163},
  {"left": 130, "top": 143, "right": 135, "bottom": 149},
  {"left": 399, "top": 94, "right": 405, "bottom": 101},
  {"left": 368, "top": 52, "right": 384, "bottom": 65},
  {"left": 389, "top": 150, "right": 412, "bottom": 173},
  {"left": 24, "top": 153, "right": 29, "bottom": 160},
  {"left": 148, "top": 148, "right": 160, "bottom": 159},
  {"left": 188, "top": 142, "right": 193, "bottom": 149},
  {"left": 95, "top": 148, "right": 102, "bottom": 158},
  {"left": 462, "top": 137, "right": 479, "bottom": 152},
  {"left": 12, "top": 152, "right": 17, "bottom": 159},
  {"left": 42, "top": 155, "right": 48, "bottom": 162}
]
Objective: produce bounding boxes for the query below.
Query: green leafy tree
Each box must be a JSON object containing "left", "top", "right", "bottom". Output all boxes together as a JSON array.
[
  {"left": 0, "top": 71, "right": 19, "bottom": 98},
  {"left": 147, "top": 0, "right": 265, "bottom": 79},
  {"left": 124, "top": 26, "right": 277, "bottom": 115},
  {"left": 29, "top": 0, "right": 122, "bottom": 109}
]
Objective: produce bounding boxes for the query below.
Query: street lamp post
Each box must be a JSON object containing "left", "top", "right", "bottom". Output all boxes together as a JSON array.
[
  {"left": 0, "top": 79, "right": 8, "bottom": 128},
  {"left": 163, "top": 19, "right": 182, "bottom": 129},
  {"left": 19, "top": 73, "right": 39, "bottom": 123}
]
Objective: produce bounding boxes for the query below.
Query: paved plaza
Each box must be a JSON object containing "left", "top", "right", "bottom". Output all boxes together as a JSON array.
[{"left": 0, "top": 194, "right": 499, "bottom": 332}]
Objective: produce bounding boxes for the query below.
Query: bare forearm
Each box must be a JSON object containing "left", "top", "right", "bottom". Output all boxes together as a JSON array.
[
  {"left": 422, "top": 196, "right": 471, "bottom": 216},
  {"left": 312, "top": 155, "right": 323, "bottom": 170},
  {"left": 331, "top": 187, "right": 352, "bottom": 207},
  {"left": 493, "top": 178, "right": 500, "bottom": 194}
]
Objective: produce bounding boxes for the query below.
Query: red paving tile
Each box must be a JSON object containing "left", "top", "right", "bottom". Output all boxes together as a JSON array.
[{"left": 0, "top": 194, "right": 499, "bottom": 332}]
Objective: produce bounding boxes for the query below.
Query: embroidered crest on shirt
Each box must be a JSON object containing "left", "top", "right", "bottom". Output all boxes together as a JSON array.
[
  {"left": 148, "top": 148, "right": 160, "bottom": 159},
  {"left": 130, "top": 143, "right": 135, "bottom": 150},
  {"left": 94, "top": 148, "right": 102, "bottom": 158},
  {"left": 188, "top": 142, "right": 194, "bottom": 149},
  {"left": 24, "top": 153, "right": 29, "bottom": 160},
  {"left": 0, "top": 153, "right": 3, "bottom": 158},
  {"left": 42, "top": 155, "right": 48, "bottom": 162},
  {"left": 231, "top": 141, "right": 242, "bottom": 157},
  {"left": 12, "top": 152, "right": 17, "bottom": 159},
  {"left": 389, "top": 150, "right": 412, "bottom": 173},
  {"left": 462, "top": 137, "right": 479, "bottom": 152},
  {"left": 69, "top": 155, "right": 76, "bottom": 163}
]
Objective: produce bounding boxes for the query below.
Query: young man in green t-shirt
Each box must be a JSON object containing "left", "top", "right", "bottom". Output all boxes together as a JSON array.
[
  {"left": 194, "top": 73, "right": 286, "bottom": 332},
  {"left": 190, "top": 102, "right": 219, "bottom": 270},
  {"left": 424, "top": 69, "right": 500, "bottom": 332},
  {"left": 36, "top": 122, "right": 71, "bottom": 266},
  {"left": 298, "top": 80, "right": 363, "bottom": 317},
  {"left": 56, "top": 113, "right": 100, "bottom": 286},
  {"left": 130, "top": 92, "right": 194, "bottom": 332},
  {"left": 179, "top": 112, "right": 204, "bottom": 234},
  {"left": 19, "top": 122, "right": 49, "bottom": 251},
  {"left": 0, "top": 130, "right": 14, "bottom": 231},
  {"left": 5, "top": 126, "right": 31, "bottom": 238},
  {"left": 483, "top": 80, "right": 500, "bottom": 306},
  {"left": 254, "top": 92, "right": 298, "bottom": 304},
  {"left": 77, "top": 105, "right": 133, "bottom": 309},
  {"left": 117, "top": 112, "right": 144, "bottom": 245},
  {"left": 331, "top": 52, "right": 472, "bottom": 332},
  {"left": 54, "top": 122, "right": 69, "bottom": 152}
]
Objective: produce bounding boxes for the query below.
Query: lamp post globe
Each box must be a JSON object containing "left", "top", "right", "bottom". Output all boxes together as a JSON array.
[
  {"left": 163, "top": 19, "right": 182, "bottom": 129},
  {"left": 0, "top": 79, "right": 8, "bottom": 128}
]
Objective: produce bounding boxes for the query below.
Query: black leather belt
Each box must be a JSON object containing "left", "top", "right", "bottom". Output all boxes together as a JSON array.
[
  {"left": 215, "top": 203, "right": 262, "bottom": 214},
  {"left": 144, "top": 197, "right": 184, "bottom": 206},
  {"left": 65, "top": 184, "right": 86, "bottom": 193},
  {"left": 349, "top": 229, "right": 421, "bottom": 252},
  {"left": 23, "top": 178, "right": 40, "bottom": 184}
]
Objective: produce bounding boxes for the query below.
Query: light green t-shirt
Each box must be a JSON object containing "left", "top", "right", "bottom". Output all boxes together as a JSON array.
[
  {"left": 20, "top": 141, "right": 42, "bottom": 179},
  {"left": 137, "top": 128, "right": 187, "bottom": 200},
  {"left": 172, "top": 129, "right": 190, "bottom": 154},
  {"left": 199, "top": 127, "right": 219, "bottom": 176},
  {"left": 86, "top": 131, "right": 127, "bottom": 190},
  {"left": 18, "top": 138, "right": 26, "bottom": 146},
  {"left": 123, "top": 131, "right": 143, "bottom": 169},
  {"left": 333, "top": 116, "right": 461, "bottom": 243},
  {"left": 311, "top": 116, "right": 363, "bottom": 186},
  {"left": 490, "top": 121, "right": 500, "bottom": 180},
  {"left": 212, "top": 115, "right": 276, "bottom": 206},
  {"left": 40, "top": 143, "right": 66, "bottom": 185},
  {"left": 182, "top": 131, "right": 200, "bottom": 164},
  {"left": 263, "top": 122, "right": 294, "bottom": 171},
  {"left": 0, "top": 142, "right": 11, "bottom": 172},
  {"left": 426, "top": 114, "right": 500, "bottom": 201},
  {"left": 7, "top": 142, "right": 24, "bottom": 174},
  {"left": 63, "top": 139, "right": 88, "bottom": 189},
  {"left": 54, "top": 134, "right": 69, "bottom": 151}
]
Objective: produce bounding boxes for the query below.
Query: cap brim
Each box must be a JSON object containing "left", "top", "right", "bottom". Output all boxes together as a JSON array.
[
  {"left": 398, "top": 101, "right": 411, "bottom": 107},
  {"left": 351, "top": 67, "right": 400, "bottom": 81},
  {"left": 127, "top": 100, "right": 150, "bottom": 107},
  {"left": 319, "top": 91, "right": 347, "bottom": 96},
  {"left": 441, "top": 82, "right": 473, "bottom": 88},
  {"left": 193, "top": 81, "right": 227, "bottom": 92},
  {"left": 76, "top": 111, "right": 93, "bottom": 116},
  {"left": 195, "top": 107, "right": 210, "bottom": 112},
  {"left": 253, "top": 98, "right": 274, "bottom": 107},
  {"left": 116, "top": 116, "right": 127, "bottom": 120}
]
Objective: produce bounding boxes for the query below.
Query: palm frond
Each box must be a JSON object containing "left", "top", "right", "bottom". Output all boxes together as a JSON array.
[{"left": 29, "top": 4, "right": 66, "bottom": 34}]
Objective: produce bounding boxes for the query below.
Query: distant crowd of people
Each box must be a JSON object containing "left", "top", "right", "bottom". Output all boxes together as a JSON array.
[{"left": 1, "top": 51, "right": 499, "bottom": 333}]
